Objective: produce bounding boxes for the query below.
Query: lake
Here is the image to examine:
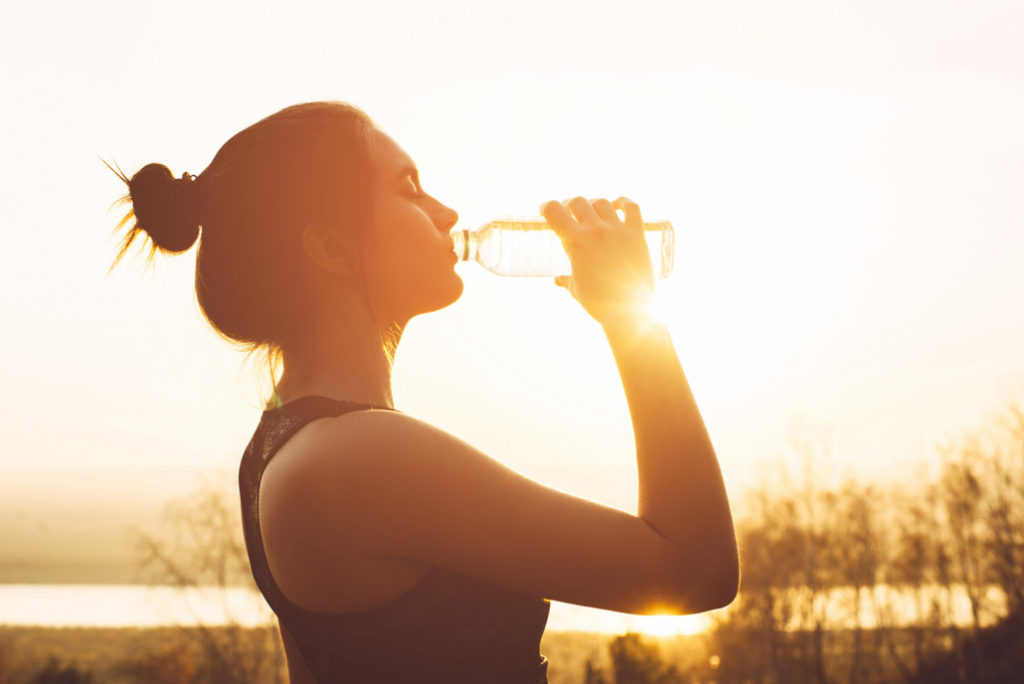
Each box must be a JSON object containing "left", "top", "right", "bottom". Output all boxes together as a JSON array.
[
  {"left": 0, "top": 583, "right": 1002, "bottom": 636},
  {"left": 0, "top": 584, "right": 711, "bottom": 636}
]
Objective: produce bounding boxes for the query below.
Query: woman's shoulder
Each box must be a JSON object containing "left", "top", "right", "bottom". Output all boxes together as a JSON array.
[
  {"left": 257, "top": 405, "right": 434, "bottom": 613},
  {"left": 259, "top": 405, "right": 507, "bottom": 555},
  {"left": 258, "top": 405, "right": 453, "bottom": 514}
]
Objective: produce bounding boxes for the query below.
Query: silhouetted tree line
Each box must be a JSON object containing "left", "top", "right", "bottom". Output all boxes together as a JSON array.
[{"left": 584, "top": 401, "right": 1024, "bottom": 684}]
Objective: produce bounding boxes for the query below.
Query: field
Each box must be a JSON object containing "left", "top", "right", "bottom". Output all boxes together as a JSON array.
[{"left": 0, "top": 626, "right": 706, "bottom": 684}]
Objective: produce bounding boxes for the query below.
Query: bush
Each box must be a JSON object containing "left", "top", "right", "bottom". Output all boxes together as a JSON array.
[
  {"left": 28, "top": 658, "right": 94, "bottom": 684},
  {"left": 606, "top": 633, "right": 684, "bottom": 684}
]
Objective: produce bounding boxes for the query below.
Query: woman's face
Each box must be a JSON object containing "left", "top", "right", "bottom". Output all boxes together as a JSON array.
[{"left": 362, "top": 128, "right": 462, "bottom": 323}]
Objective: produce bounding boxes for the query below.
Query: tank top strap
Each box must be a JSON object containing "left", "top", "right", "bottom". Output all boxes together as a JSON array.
[{"left": 253, "top": 395, "right": 395, "bottom": 465}]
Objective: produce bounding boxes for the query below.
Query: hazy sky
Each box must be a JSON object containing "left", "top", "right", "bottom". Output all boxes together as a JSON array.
[{"left": 2, "top": 0, "right": 1023, "bottom": 584}]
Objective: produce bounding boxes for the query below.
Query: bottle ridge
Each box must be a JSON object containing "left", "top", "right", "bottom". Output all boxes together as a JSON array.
[{"left": 451, "top": 218, "right": 674, "bottom": 278}]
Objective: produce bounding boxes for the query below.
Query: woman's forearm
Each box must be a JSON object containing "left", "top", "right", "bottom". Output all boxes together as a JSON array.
[{"left": 602, "top": 315, "right": 739, "bottom": 604}]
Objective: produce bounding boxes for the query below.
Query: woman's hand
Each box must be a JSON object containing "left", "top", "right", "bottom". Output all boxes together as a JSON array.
[{"left": 540, "top": 196, "right": 656, "bottom": 326}]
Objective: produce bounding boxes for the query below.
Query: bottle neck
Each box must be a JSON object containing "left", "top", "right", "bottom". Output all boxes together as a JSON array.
[{"left": 452, "top": 228, "right": 476, "bottom": 262}]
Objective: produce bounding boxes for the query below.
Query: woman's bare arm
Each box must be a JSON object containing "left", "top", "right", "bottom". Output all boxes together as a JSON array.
[
  {"left": 542, "top": 194, "right": 737, "bottom": 607},
  {"left": 602, "top": 315, "right": 738, "bottom": 608},
  {"left": 261, "top": 407, "right": 733, "bottom": 616}
]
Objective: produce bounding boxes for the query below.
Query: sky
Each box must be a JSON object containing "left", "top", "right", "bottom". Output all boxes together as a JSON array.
[{"left": 1, "top": 0, "right": 1022, "bottom": 598}]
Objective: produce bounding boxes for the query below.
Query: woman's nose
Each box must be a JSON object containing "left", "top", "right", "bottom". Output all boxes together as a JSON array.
[{"left": 435, "top": 202, "right": 458, "bottom": 233}]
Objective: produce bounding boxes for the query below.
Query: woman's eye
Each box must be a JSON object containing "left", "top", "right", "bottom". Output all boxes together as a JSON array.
[{"left": 405, "top": 177, "right": 422, "bottom": 197}]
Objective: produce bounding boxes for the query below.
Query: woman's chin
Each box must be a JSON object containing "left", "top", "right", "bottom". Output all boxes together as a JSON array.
[
  {"left": 440, "top": 273, "right": 464, "bottom": 308},
  {"left": 415, "top": 273, "right": 464, "bottom": 316}
]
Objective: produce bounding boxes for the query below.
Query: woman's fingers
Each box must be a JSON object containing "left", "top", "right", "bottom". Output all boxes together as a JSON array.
[
  {"left": 544, "top": 196, "right": 642, "bottom": 237},
  {"left": 543, "top": 194, "right": 652, "bottom": 322},
  {"left": 540, "top": 200, "right": 579, "bottom": 241},
  {"left": 613, "top": 196, "right": 642, "bottom": 230},
  {"left": 591, "top": 198, "right": 617, "bottom": 223},
  {"left": 565, "top": 196, "right": 601, "bottom": 226}
]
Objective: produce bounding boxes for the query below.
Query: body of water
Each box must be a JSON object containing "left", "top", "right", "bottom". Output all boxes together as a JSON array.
[
  {"left": 0, "top": 583, "right": 1004, "bottom": 636},
  {"left": 0, "top": 584, "right": 711, "bottom": 636}
]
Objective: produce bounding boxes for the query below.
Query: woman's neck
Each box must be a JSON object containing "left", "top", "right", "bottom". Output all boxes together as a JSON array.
[
  {"left": 275, "top": 371, "right": 394, "bottom": 409},
  {"left": 275, "top": 309, "right": 405, "bottom": 410}
]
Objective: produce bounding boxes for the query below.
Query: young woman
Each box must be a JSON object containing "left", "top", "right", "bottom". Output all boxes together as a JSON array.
[{"left": 111, "top": 101, "right": 738, "bottom": 683}]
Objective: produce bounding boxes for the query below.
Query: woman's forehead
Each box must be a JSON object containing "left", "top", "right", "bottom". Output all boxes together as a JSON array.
[{"left": 371, "top": 129, "right": 416, "bottom": 177}]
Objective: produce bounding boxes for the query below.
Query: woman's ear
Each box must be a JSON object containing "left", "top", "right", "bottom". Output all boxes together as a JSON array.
[{"left": 301, "top": 223, "right": 358, "bottom": 278}]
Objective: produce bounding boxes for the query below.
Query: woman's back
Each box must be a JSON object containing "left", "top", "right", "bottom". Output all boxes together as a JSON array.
[{"left": 240, "top": 395, "right": 551, "bottom": 684}]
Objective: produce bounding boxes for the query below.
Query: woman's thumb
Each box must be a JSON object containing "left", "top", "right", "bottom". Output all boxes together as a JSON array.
[{"left": 554, "top": 275, "right": 568, "bottom": 289}]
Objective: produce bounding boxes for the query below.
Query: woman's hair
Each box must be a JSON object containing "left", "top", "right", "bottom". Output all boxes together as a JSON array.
[{"left": 108, "top": 102, "right": 377, "bottom": 404}]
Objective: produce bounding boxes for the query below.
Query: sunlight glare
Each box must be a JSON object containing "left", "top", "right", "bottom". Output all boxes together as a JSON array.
[
  {"left": 644, "top": 284, "right": 670, "bottom": 325},
  {"left": 631, "top": 612, "right": 712, "bottom": 637}
]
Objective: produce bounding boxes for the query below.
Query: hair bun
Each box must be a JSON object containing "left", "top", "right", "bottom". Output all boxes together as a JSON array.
[{"left": 128, "top": 163, "right": 203, "bottom": 253}]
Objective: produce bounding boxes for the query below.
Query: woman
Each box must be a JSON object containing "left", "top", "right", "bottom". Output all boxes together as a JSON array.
[{"left": 111, "top": 101, "right": 738, "bottom": 683}]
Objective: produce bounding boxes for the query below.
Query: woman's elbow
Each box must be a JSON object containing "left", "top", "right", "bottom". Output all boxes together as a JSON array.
[
  {"left": 702, "top": 569, "right": 739, "bottom": 611},
  {"left": 715, "top": 542, "right": 740, "bottom": 602},
  {"left": 707, "top": 542, "right": 740, "bottom": 609},
  {"left": 670, "top": 543, "right": 739, "bottom": 614}
]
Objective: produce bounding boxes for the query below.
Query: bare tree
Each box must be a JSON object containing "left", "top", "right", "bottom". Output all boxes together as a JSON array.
[
  {"left": 827, "top": 481, "right": 880, "bottom": 684},
  {"left": 888, "top": 481, "right": 946, "bottom": 679},
  {"left": 732, "top": 489, "right": 804, "bottom": 684},
  {"left": 937, "top": 441, "right": 988, "bottom": 637},
  {"left": 711, "top": 419, "right": 837, "bottom": 684},
  {"left": 786, "top": 422, "right": 835, "bottom": 684},
  {"left": 983, "top": 400, "right": 1024, "bottom": 616},
  {"left": 131, "top": 482, "right": 285, "bottom": 684}
]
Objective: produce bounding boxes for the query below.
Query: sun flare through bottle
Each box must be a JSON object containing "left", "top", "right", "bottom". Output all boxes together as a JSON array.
[{"left": 451, "top": 218, "right": 674, "bottom": 278}]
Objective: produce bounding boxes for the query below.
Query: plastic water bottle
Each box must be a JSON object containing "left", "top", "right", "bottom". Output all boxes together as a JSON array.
[{"left": 451, "top": 218, "right": 674, "bottom": 278}]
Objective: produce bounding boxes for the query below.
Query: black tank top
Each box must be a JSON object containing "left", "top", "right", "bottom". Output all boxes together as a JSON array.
[{"left": 239, "top": 395, "right": 551, "bottom": 683}]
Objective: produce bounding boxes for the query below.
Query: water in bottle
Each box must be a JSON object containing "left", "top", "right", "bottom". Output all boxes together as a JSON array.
[{"left": 451, "top": 218, "right": 674, "bottom": 278}]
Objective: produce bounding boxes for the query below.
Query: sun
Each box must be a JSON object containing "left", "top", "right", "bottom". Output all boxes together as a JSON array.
[
  {"left": 643, "top": 285, "right": 671, "bottom": 325},
  {"left": 631, "top": 612, "right": 713, "bottom": 637}
]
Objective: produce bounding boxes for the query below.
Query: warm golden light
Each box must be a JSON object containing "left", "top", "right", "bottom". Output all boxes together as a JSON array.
[
  {"left": 4, "top": 3, "right": 1023, "bottom": 682},
  {"left": 632, "top": 612, "right": 713, "bottom": 637},
  {"left": 644, "top": 285, "right": 670, "bottom": 325}
]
